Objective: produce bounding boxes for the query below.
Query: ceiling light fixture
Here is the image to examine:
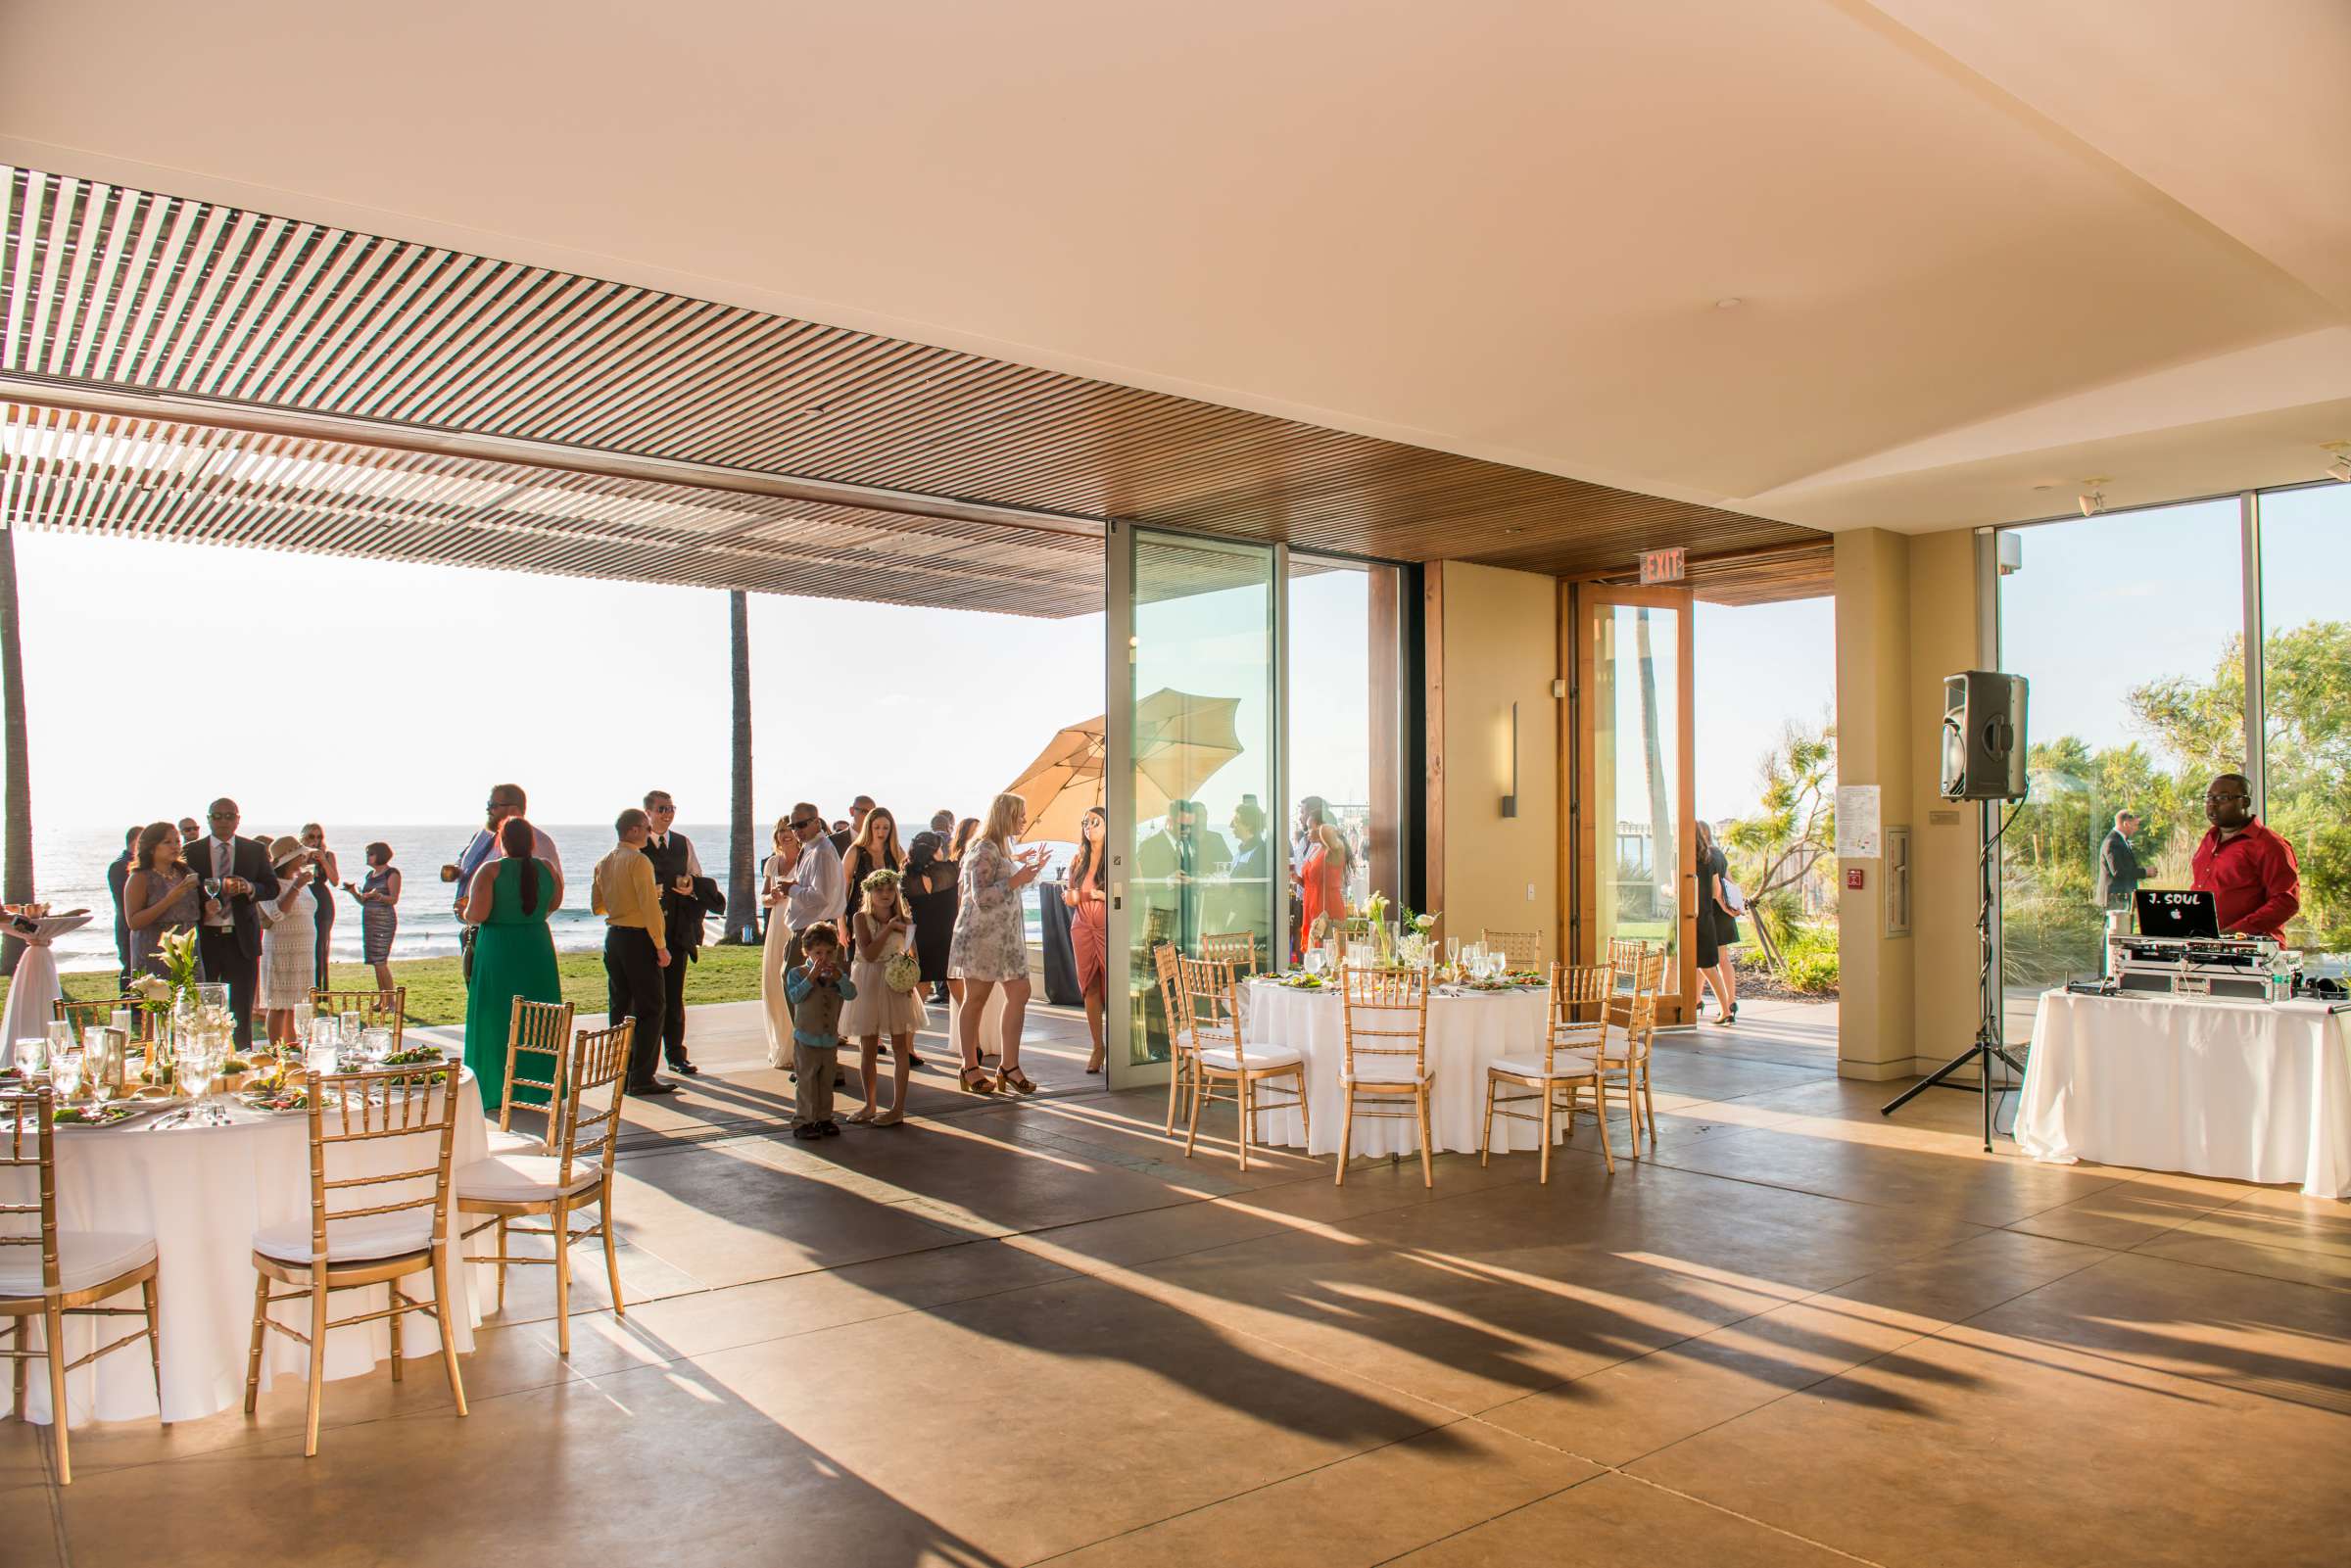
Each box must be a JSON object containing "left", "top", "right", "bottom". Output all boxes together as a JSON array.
[
  {"left": 1715, "top": 298, "right": 1743, "bottom": 309},
  {"left": 2077, "top": 477, "right": 2109, "bottom": 517},
  {"left": 2324, "top": 442, "right": 2351, "bottom": 483}
]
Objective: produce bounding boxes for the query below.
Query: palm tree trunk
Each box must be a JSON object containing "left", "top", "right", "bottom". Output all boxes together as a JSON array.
[
  {"left": 723, "top": 590, "right": 756, "bottom": 944},
  {"left": 0, "top": 525, "right": 31, "bottom": 976}
]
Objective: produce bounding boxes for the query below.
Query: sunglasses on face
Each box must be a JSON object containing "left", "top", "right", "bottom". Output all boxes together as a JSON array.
[{"left": 790, "top": 818, "right": 817, "bottom": 832}]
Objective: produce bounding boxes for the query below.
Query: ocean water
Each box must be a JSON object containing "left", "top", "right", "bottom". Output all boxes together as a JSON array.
[{"left": 25, "top": 823, "right": 1048, "bottom": 974}]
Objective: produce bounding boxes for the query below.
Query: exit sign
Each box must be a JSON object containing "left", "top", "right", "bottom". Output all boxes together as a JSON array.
[{"left": 1639, "top": 546, "right": 1686, "bottom": 585}]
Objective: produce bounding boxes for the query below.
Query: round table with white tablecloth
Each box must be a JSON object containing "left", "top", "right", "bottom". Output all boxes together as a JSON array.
[
  {"left": 1242, "top": 979, "right": 1554, "bottom": 1158},
  {"left": 16, "top": 1071, "right": 493, "bottom": 1426}
]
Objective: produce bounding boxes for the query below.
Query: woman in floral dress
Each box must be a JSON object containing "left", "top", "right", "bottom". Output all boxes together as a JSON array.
[{"left": 947, "top": 793, "right": 1049, "bottom": 1095}]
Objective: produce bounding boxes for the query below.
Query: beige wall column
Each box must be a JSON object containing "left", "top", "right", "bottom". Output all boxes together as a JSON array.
[
  {"left": 1833, "top": 525, "right": 1985, "bottom": 1080},
  {"left": 1427, "top": 562, "right": 1560, "bottom": 961}
]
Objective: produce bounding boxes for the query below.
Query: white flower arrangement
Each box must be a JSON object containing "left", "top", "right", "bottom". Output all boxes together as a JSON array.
[{"left": 883, "top": 951, "right": 921, "bottom": 995}]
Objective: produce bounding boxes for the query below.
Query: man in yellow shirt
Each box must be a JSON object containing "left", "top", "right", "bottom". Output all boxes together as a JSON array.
[{"left": 593, "top": 808, "right": 673, "bottom": 1095}]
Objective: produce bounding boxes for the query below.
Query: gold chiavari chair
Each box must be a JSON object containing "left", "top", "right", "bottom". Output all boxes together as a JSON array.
[
  {"left": 1480, "top": 929, "right": 1543, "bottom": 967},
  {"left": 1335, "top": 966, "right": 1434, "bottom": 1188},
  {"left": 487, "top": 999, "right": 574, "bottom": 1157},
  {"left": 1, "top": 1087, "right": 162, "bottom": 1485},
  {"left": 244, "top": 1063, "right": 466, "bottom": 1456},
  {"left": 1481, "top": 963, "right": 1614, "bottom": 1180},
  {"left": 1199, "top": 929, "right": 1261, "bottom": 974},
  {"left": 1600, "top": 950, "right": 1668, "bottom": 1150},
  {"left": 1606, "top": 937, "right": 1655, "bottom": 988},
  {"left": 457, "top": 1022, "right": 632, "bottom": 1355},
  {"left": 1179, "top": 955, "right": 1306, "bottom": 1171},
  {"left": 1154, "top": 943, "right": 1198, "bottom": 1135},
  {"left": 308, "top": 987, "right": 408, "bottom": 1049}
]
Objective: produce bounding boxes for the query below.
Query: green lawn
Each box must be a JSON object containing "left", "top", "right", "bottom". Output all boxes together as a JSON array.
[{"left": 5, "top": 944, "right": 772, "bottom": 1028}]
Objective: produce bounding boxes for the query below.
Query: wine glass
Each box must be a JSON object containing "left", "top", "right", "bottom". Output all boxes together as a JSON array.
[
  {"left": 50, "top": 1048, "right": 83, "bottom": 1107},
  {"left": 360, "top": 1025, "right": 393, "bottom": 1065},
  {"left": 15, "top": 1035, "right": 47, "bottom": 1076},
  {"left": 45, "top": 1020, "right": 72, "bottom": 1064},
  {"left": 177, "top": 1022, "right": 226, "bottom": 1126}
]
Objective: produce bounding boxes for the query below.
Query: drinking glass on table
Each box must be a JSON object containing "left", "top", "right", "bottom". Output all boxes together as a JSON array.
[
  {"left": 15, "top": 1035, "right": 47, "bottom": 1076},
  {"left": 340, "top": 1011, "right": 363, "bottom": 1047},
  {"left": 359, "top": 1025, "right": 393, "bottom": 1064},
  {"left": 46, "top": 1019, "right": 72, "bottom": 1063},
  {"left": 50, "top": 1048, "right": 83, "bottom": 1106}
]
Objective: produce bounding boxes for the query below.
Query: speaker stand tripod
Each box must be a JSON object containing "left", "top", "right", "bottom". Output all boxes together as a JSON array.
[{"left": 1882, "top": 796, "right": 2027, "bottom": 1152}]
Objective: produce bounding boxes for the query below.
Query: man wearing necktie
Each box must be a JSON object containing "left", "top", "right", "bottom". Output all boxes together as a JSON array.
[
  {"left": 190, "top": 798, "right": 281, "bottom": 1050},
  {"left": 643, "top": 790, "right": 723, "bottom": 1077}
]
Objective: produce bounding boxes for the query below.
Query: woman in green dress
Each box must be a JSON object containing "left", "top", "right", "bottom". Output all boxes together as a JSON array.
[{"left": 460, "top": 816, "right": 564, "bottom": 1116}]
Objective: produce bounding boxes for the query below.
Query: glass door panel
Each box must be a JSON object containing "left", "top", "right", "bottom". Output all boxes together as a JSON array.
[
  {"left": 1124, "top": 530, "right": 1277, "bottom": 1068},
  {"left": 1577, "top": 586, "right": 1694, "bottom": 1022}
]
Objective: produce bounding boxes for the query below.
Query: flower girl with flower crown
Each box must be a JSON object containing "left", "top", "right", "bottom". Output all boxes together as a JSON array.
[{"left": 841, "top": 868, "right": 929, "bottom": 1125}]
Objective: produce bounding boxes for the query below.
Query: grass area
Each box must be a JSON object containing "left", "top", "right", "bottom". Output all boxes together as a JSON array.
[{"left": 8, "top": 944, "right": 773, "bottom": 1028}]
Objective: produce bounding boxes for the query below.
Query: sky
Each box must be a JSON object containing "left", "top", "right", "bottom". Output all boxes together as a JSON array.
[{"left": 14, "top": 527, "right": 1840, "bottom": 835}]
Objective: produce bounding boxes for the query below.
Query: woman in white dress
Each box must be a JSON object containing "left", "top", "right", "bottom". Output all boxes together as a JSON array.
[
  {"left": 947, "top": 793, "right": 1050, "bottom": 1095},
  {"left": 759, "top": 816, "right": 796, "bottom": 1069},
  {"left": 840, "top": 869, "right": 928, "bottom": 1124},
  {"left": 255, "top": 835, "right": 315, "bottom": 1046}
]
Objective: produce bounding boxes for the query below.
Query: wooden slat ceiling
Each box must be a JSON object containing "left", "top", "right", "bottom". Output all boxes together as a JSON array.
[{"left": 0, "top": 165, "right": 1825, "bottom": 609}]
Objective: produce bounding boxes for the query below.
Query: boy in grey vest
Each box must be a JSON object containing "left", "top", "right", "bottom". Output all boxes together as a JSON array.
[{"left": 785, "top": 925, "right": 856, "bottom": 1138}]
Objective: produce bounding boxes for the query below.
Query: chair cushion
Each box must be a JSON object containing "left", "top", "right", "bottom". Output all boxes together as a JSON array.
[
  {"left": 485, "top": 1126, "right": 548, "bottom": 1156},
  {"left": 252, "top": 1214, "right": 436, "bottom": 1266},
  {"left": 1490, "top": 1050, "right": 1597, "bottom": 1080},
  {"left": 1198, "top": 1045, "right": 1303, "bottom": 1071},
  {"left": 454, "top": 1153, "right": 603, "bottom": 1204},
  {"left": 0, "top": 1231, "right": 157, "bottom": 1296}
]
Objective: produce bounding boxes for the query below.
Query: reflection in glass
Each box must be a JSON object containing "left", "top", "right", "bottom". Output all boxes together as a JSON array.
[
  {"left": 1593, "top": 604, "right": 1681, "bottom": 978},
  {"left": 1127, "top": 532, "right": 1275, "bottom": 1065},
  {"left": 2255, "top": 485, "right": 2351, "bottom": 971},
  {"left": 1995, "top": 498, "right": 2243, "bottom": 1042},
  {"left": 1285, "top": 554, "right": 1405, "bottom": 962}
]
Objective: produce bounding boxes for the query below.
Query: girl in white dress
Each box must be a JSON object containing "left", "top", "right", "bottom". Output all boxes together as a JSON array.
[{"left": 841, "top": 869, "right": 928, "bottom": 1124}]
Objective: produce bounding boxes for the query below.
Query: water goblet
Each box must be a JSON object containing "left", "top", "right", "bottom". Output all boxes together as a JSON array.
[
  {"left": 50, "top": 1049, "right": 84, "bottom": 1107},
  {"left": 14, "top": 1036, "right": 47, "bottom": 1076},
  {"left": 340, "top": 1011, "right": 363, "bottom": 1047},
  {"left": 46, "top": 1020, "right": 72, "bottom": 1063},
  {"left": 360, "top": 1025, "right": 394, "bottom": 1064},
  {"left": 177, "top": 1028, "right": 225, "bottom": 1126}
]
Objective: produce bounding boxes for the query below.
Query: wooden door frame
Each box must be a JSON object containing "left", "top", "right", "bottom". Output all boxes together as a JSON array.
[{"left": 1564, "top": 580, "right": 1698, "bottom": 1024}]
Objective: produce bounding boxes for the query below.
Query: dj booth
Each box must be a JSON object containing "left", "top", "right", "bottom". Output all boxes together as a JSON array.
[{"left": 2012, "top": 890, "right": 2351, "bottom": 1199}]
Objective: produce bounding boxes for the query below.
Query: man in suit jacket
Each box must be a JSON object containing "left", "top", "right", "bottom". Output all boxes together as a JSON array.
[
  {"left": 108, "top": 825, "right": 137, "bottom": 989},
  {"left": 2093, "top": 809, "right": 2146, "bottom": 914},
  {"left": 643, "top": 790, "right": 725, "bottom": 1076},
  {"left": 185, "top": 798, "right": 281, "bottom": 1050}
]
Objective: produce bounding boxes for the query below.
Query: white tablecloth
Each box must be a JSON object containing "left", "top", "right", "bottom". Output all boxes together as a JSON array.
[
  {"left": 1242, "top": 981, "right": 1553, "bottom": 1158},
  {"left": 2014, "top": 990, "right": 2351, "bottom": 1199},
  {"left": 17, "top": 1072, "right": 493, "bottom": 1425},
  {"left": 0, "top": 913, "right": 91, "bottom": 1067}
]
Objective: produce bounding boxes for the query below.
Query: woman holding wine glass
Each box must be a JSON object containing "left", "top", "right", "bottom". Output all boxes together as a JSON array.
[
  {"left": 341, "top": 843, "right": 402, "bottom": 1006},
  {"left": 123, "top": 822, "right": 202, "bottom": 978}
]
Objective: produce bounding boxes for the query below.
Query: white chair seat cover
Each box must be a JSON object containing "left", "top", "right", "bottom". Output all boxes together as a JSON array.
[
  {"left": 1489, "top": 1049, "right": 1599, "bottom": 1081},
  {"left": 1199, "top": 1045, "right": 1303, "bottom": 1071},
  {"left": 0, "top": 1230, "right": 157, "bottom": 1295},
  {"left": 252, "top": 1213, "right": 435, "bottom": 1266},
  {"left": 484, "top": 1126, "right": 547, "bottom": 1156},
  {"left": 454, "top": 1153, "right": 603, "bottom": 1205}
]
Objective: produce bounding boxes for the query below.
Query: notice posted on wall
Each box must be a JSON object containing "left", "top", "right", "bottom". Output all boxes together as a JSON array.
[{"left": 1836, "top": 784, "right": 1881, "bottom": 858}]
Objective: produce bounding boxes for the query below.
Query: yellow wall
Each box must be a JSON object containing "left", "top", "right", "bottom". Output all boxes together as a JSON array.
[
  {"left": 1435, "top": 562, "right": 1560, "bottom": 961},
  {"left": 1834, "top": 525, "right": 1985, "bottom": 1078}
]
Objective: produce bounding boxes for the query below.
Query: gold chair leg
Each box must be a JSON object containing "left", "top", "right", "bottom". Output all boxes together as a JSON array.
[
  {"left": 1237, "top": 1073, "right": 1253, "bottom": 1172},
  {"left": 1335, "top": 1093, "right": 1354, "bottom": 1186},
  {"left": 431, "top": 1248, "right": 468, "bottom": 1417},
  {"left": 42, "top": 1305, "right": 69, "bottom": 1485},
  {"left": 600, "top": 1187, "right": 626, "bottom": 1320},
  {"left": 1415, "top": 1088, "right": 1433, "bottom": 1189},
  {"left": 1592, "top": 1080, "right": 1617, "bottom": 1175},
  {"left": 1539, "top": 1085, "right": 1555, "bottom": 1186},
  {"left": 1480, "top": 1077, "right": 1495, "bottom": 1166},
  {"left": 142, "top": 1276, "right": 164, "bottom": 1416},
  {"left": 388, "top": 1281, "right": 404, "bottom": 1381},
  {"left": 1165, "top": 1057, "right": 1181, "bottom": 1134},
  {"left": 552, "top": 1199, "right": 573, "bottom": 1359},
  {"left": 305, "top": 1272, "right": 328, "bottom": 1457},
  {"left": 1642, "top": 1065, "right": 1657, "bottom": 1147},
  {"left": 245, "top": 1272, "right": 268, "bottom": 1414},
  {"left": 495, "top": 1215, "right": 509, "bottom": 1312},
  {"left": 1294, "top": 1069, "right": 1311, "bottom": 1145},
  {"left": 10, "top": 1316, "right": 24, "bottom": 1421},
  {"left": 1183, "top": 1070, "right": 1207, "bottom": 1158}
]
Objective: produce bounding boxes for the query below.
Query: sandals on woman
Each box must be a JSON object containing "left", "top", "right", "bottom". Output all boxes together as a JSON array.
[
  {"left": 959, "top": 1067, "right": 998, "bottom": 1095},
  {"left": 997, "top": 1068, "right": 1038, "bottom": 1095}
]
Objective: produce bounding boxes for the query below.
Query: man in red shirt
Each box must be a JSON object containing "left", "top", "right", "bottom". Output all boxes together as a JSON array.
[{"left": 2189, "top": 773, "right": 2300, "bottom": 939}]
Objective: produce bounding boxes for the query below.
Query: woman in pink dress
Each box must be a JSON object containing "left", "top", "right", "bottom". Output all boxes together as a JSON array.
[
  {"left": 1064, "top": 807, "right": 1109, "bottom": 1073},
  {"left": 1292, "top": 800, "right": 1350, "bottom": 963}
]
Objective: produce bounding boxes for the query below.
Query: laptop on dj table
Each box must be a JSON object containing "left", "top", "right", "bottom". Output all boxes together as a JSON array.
[{"left": 2135, "top": 888, "right": 2220, "bottom": 940}]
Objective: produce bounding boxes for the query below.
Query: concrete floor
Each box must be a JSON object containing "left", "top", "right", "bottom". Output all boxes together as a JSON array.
[{"left": 10, "top": 998, "right": 2346, "bottom": 1566}]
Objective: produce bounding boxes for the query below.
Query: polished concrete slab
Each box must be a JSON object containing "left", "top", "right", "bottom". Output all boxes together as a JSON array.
[{"left": 17, "top": 1000, "right": 2347, "bottom": 1566}]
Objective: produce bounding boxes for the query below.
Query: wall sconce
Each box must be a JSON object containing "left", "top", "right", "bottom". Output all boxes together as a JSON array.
[{"left": 1500, "top": 700, "right": 1519, "bottom": 818}]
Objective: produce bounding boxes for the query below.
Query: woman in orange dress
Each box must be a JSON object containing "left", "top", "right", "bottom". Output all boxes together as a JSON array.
[
  {"left": 1063, "top": 807, "right": 1109, "bottom": 1073},
  {"left": 1292, "top": 800, "right": 1350, "bottom": 963}
]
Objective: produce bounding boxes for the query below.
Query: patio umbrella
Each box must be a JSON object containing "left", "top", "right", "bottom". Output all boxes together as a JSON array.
[{"left": 1005, "top": 689, "right": 1246, "bottom": 843}]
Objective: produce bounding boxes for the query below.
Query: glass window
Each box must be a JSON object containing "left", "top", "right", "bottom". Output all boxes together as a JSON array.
[
  {"left": 1284, "top": 554, "right": 1405, "bottom": 964},
  {"left": 1126, "top": 531, "right": 1275, "bottom": 1064},
  {"left": 2256, "top": 484, "right": 2351, "bottom": 974},
  {"left": 1591, "top": 601, "right": 1683, "bottom": 977},
  {"left": 1995, "top": 497, "right": 2243, "bottom": 1042}
]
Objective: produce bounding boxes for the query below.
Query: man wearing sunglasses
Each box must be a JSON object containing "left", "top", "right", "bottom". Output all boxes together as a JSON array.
[
  {"left": 2189, "top": 774, "right": 2300, "bottom": 940},
  {"left": 771, "top": 804, "right": 845, "bottom": 1036},
  {"left": 442, "top": 784, "right": 561, "bottom": 979}
]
